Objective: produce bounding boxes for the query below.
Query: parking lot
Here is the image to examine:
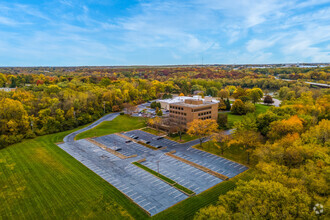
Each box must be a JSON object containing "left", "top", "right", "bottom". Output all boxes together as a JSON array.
[
  {"left": 58, "top": 129, "right": 248, "bottom": 216},
  {"left": 175, "top": 148, "right": 248, "bottom": 178},
  {"left": 141, "top": 155, "right": 222, "bottom": 194},
  {"left": 123, "top": 130, "right": 178, "bottom": 148},
  {"left": 93, "top": 134, "right": 152, "bottom": 157},
  {"left": 58, "top": 139, "right": 188, "bottom": 216}
]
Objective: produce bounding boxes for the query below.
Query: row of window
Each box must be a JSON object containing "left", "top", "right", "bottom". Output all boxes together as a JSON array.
[
  {"left": 199, "top": 116, "right": 212, "bottom": 120},
  {"left": 192, "top": 107, "right": 212, "bottom": 112},
  {"left": 170, "top": 110, "right": 187, "bottom": 116},
  {"left": 198, "top": 111, "right": 211, "bottom": 116},
  {"left": 170, "top": 106, "right": 184, "bottom": 110}
]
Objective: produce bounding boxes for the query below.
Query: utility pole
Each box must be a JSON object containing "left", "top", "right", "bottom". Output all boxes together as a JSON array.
[{"left": 157, "top": 160, "right": 160, "bottom": 176}]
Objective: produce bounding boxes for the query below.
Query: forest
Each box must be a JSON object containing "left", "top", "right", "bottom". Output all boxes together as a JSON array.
[
  {"left": 0, "top": 66, "right": 329, "bottom": 219},
  {"left": 0, "top": 66, "right": 329, "bottom": 148}
]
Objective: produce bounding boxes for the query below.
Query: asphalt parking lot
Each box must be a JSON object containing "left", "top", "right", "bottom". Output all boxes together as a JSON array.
[
  {"left": 93, "top": 134, "right": 152, "bottom": 157},
  {"left": 141, "top": 155, "right": 222, "bottom": 194},
  {"left": 58, "top": 139, "right": 188, "bottom": 216},
  {"left": 175, "top": 148, "right": 248, "bottom": 178},
  {"left": 123, "top": 130, "right": 178, "bottom": 148},
  {"left": 59, "top": 127, "right": 248, "bottom": 216}
]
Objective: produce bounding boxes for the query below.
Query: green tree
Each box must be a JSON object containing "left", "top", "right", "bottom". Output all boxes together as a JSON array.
[{"left": 231, "top": 99, "right": 246, "bottom": 115}]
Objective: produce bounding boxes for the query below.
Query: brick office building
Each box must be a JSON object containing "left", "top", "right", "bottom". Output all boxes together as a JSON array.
[{"left": 169, "top": 99, "right": 218, "bottom": 128}]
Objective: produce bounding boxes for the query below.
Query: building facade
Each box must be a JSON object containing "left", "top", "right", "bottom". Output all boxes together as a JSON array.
[{"left": 169, "top": 99, "right": 218, "bottom": 128}]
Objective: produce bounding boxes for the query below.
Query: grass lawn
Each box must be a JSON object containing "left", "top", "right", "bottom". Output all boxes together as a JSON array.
[
  {"left": 195, "top": 142, "right": 251, "bottom": 166},
  {"left": 0, "top": 127, "right": 148, "bottom": 219},
  {"left": 76, "top": 115, "right": 145, "bottom": 140},
  {"left": 219, "top": 103, "right": 271, "bottom": 128},
  {"left": 142, "top": 127, "right": 166, "bottom": 136},
  {"left": 167, "top": 133, "right": 198, "bottom": 143}
]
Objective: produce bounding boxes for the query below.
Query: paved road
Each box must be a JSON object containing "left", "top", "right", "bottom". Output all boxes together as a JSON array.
[{"left": 63, "top": 112, "right": 120, "bottom": 143}]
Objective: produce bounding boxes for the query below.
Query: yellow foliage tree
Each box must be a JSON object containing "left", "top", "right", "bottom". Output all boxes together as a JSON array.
[{"left": 187, "top": 119, "right": 218, "bottom": 146}]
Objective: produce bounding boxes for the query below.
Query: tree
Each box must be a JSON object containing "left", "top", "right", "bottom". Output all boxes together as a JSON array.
[
  {"left": 231, "top": 99, "right": 246, "bottom": 115},
  {"left": 206, "top": 87, "right": 218, "bottom": 97},
  {"left": 217, "top": 113, "right": 228, "bottom": 128},
  {"left": 195, "top": 180, "right": 312, "bottom": 220},
  {"left": 187, "top": 119, "right": 218, "bottom": 146},
  {"left": 225, "top": 98, "right": 231, "bottom": 110},
  {"left": 123, "top": 103, "right": 136, "bottom": 115},
  {"left": 231, "top": 129, "right": 262, "bottom": 164},
  {"left": 148, "top": 117, "right": 162, "bottom": 131},
  {"left": 156, "top": 109, "right": 163, "bottom": 116},
  {"left": 268, "top": 115, "right": 304, "bottom": 141},
  {"left": 301, "top": 119, "right": 329, "bottom": 146},
  {"left": 217, "top": 89, "right": 229, "bottom": 99},
  {"left": 263, "top": 95, "right": 274, "bottom": 105},
  {"left": 170, "top": 121, "right": 186, "bottom": 141},
  {"left": 211, "top": 130, "right": 232, "bottom": 155},
  {"left": 232, "top": 87, "right": 246, "bottom": 99},
  {"left": 248, "top": 88, "right": 263, "bottom": 105}
]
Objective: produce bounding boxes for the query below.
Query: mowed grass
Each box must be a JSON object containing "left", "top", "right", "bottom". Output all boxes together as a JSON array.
[
  {"left": 196, "top": 142, "right": 249, "bottom": 166},
  {"left": 167, "top": 133, "right": 198, "bottom": 143},
  {"left": 76, "top": 115, "right": 146, "bottom": 140},
  {"left": 0, "top": 128, "right": 148, "bottom": 219},
  {"left": 219, "top": 103, "right": 271, "bottom": 128}
]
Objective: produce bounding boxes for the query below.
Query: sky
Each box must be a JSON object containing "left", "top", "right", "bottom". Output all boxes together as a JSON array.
[{"left": 0, "top": 0, "right": 329, "bottom": 66}]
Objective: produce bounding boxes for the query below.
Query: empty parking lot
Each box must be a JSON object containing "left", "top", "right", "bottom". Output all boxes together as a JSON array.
[{"left": 58, "top": 129, "right": 248, "bottom": 216}]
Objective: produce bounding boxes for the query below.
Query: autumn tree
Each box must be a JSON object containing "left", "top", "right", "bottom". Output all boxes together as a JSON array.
[
  {"left": 231, "top": 130, "right": 262, "bottom": 164},
  {"left": 195, "top": 180, "right": 312, "bottom": 220},
  {"left": 268, "top": 115, "right": 304, "bottom": 141},
  {"left": 217, "top": 89, "right": 229, "bottom": 99},
  {"left": 187, "top": 119, "right": 218, "bottom": 146},
  {"left": 211, "top": 130, "right": 232, "bottom": 155},
  {"left": 231, "top": 99, "right": 246, "bottom": 115}
]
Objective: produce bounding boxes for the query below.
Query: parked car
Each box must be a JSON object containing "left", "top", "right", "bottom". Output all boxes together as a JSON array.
[
  {"left": 156, "top": 137, "right": 164, "bottom": 140},
  {"left": 125, "top": 140, "right": 132, "bottom": 143}
]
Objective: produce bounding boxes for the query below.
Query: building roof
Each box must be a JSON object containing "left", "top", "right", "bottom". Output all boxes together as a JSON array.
[
  {"left": 158, "top": 95, "right": 219, "bottom": 104},
  {"left": 170, "top": 100, "right": 218, "bottom": 108}
]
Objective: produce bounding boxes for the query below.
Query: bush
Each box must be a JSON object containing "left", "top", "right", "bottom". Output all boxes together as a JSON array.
[{"left": 120, "top": 112, "right": 124, "bottom": 115}]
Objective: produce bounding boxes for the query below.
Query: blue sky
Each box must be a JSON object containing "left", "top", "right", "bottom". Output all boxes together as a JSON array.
[{"left": 0, "top": 0, "right": 329, "bottom": 66}]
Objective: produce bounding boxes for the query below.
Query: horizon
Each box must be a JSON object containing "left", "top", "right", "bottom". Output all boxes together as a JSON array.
[{"left": 0, "top": 0, "right": 329, "bottom": 66}]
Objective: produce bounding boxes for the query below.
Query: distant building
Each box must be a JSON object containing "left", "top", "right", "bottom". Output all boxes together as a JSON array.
[
  {"left": 158, "top": 95, "right": 219, "bottom": 110},
  {"left": 0, "top": 88, "right": 16, "bottom": 92},
  {"left": 169, "top": 99, "right": 218, "bottom": 128}
]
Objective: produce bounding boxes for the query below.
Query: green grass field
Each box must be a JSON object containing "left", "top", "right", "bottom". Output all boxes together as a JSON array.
[
  {"left": 168, "top": 133, "right": 198, "bottom": 143},
  {"left": 76, "top": 115, "right": 145, "bottom": 140},
  {"left": 219, "top": 103, "right": 270, "bottom": 128},
  {"left": 0, "top": 127, "right": 147, "bottom": 219},
  {"left": 196, "top": 142, "right": 250, "bottom": 166},
  {"left": 142, "top": 127, "right": 166, "bottom": 136}
]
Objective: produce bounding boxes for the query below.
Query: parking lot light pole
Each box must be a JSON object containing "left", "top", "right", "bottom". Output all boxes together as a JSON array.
[{"left": 157, "top": 160, "right": 160, "bottom": 176}]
